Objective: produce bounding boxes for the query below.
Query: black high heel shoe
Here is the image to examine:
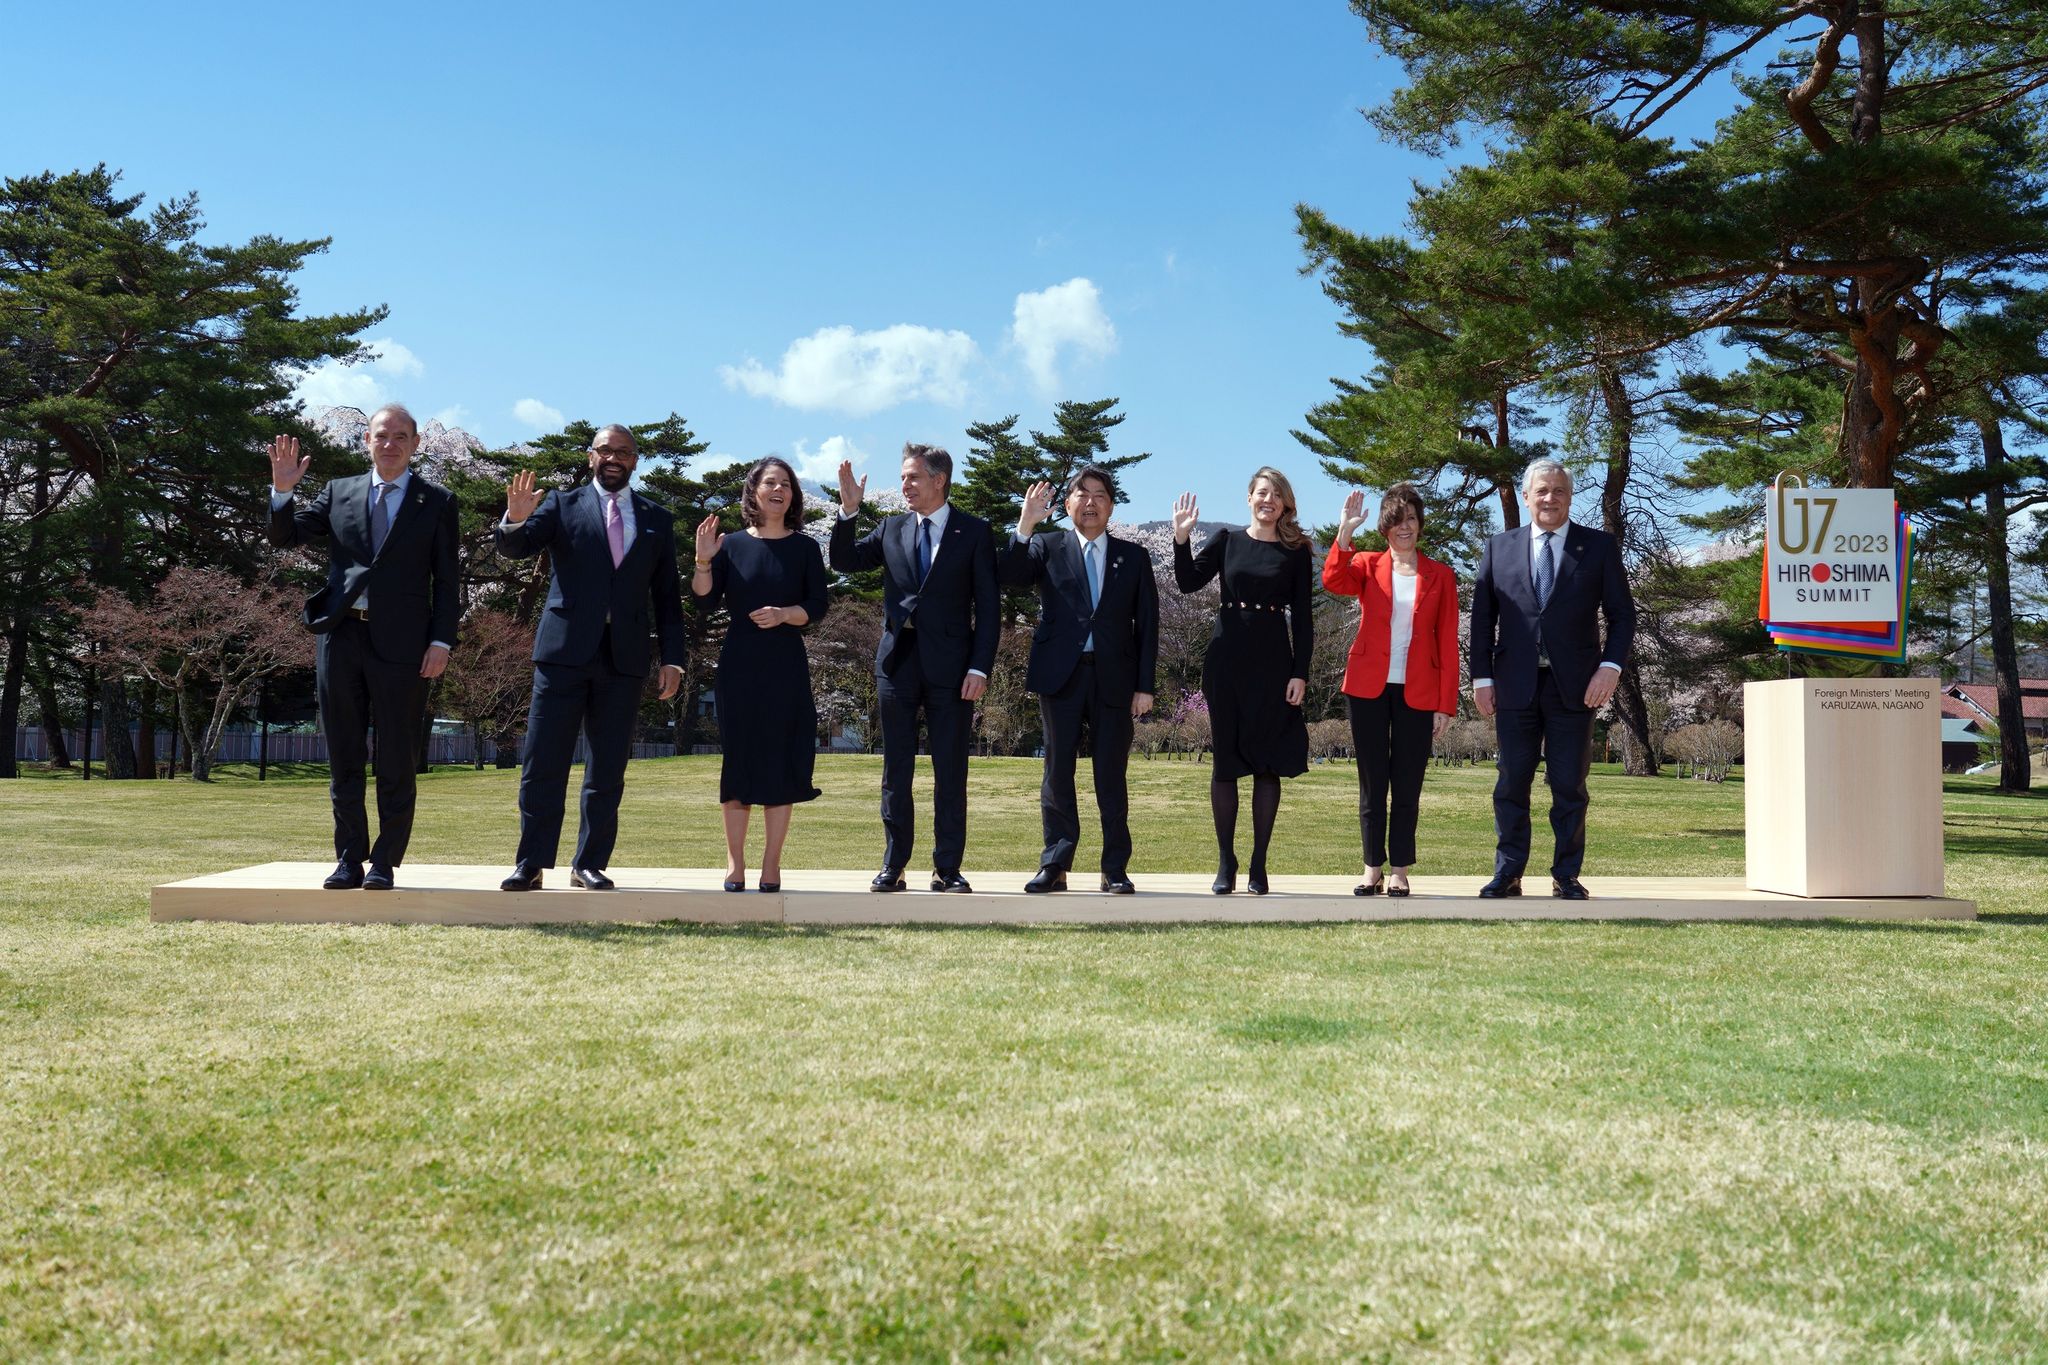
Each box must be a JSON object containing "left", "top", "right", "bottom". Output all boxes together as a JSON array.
[
  {"left": 1355, "top": 867, "right": 1384, "bottom": 897},
  {"left": 1212, "top": 860, "right": 1237, "bottom": 895},
  {"left": 723, "top": 874, "right": 746, "bottom": 893},
  {"left": 1386, "top": 872, "right": 1411, "bottom": 898},
  {"left": 1246, "top": 865, "right": 1269, "bottom": 896}
]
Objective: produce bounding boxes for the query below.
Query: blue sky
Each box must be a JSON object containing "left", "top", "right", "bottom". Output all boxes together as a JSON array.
[{"left": 10, "top": 1, "right": 1459, "bottom": 523}]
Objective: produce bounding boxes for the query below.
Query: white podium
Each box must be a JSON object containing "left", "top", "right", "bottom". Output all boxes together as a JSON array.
[{"left": 1743, "top": 677, "right": 1945, "bottom": 897}]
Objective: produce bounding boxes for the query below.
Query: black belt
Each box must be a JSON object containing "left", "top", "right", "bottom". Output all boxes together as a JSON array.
[
  {"left": 1222, "top": 601, "right": 1284, "bottom": 612},
  {"left": 345, "top": 607, "right": 370, "bottom": 621}
]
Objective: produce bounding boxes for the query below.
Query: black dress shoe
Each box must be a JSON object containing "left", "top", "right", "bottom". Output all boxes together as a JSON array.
[
  {"left": 1212, "top": 861, "right": 1237, "bottom": 895},
  {"left": 1024, "top": 867, "right": 1067, "bottom": 893},
  {"left": 1355, "top": 869, "right": 1384, "bottom": 897},
  {"left": 1246, "top": 867, "right": 1270, "bottom": 897},
  {"left": 1552, "top": 876, "right": 1590, "bottom": 901},
  {"left": 1385, "top": 876, "right": 1411, "bottom": 899},
  {"left": 323, "top": 860, "right": 364, "bottom": 890},
  {"left": 723, "top": 875, "right": 747, "bottom": 893},
  {"left": 500, "top": 863, "right": 544, "bottom": 892},
  {"left": 1477, "top": 874, "right": 1522, "bottom": 899},
  {"left": 1100, "top": 874, "right": 1136, "bottom": 894},
  {"left": 870, "top": 868, "right": 907, "bottom": 893},
  {"left": 758, "top": 881, "right": 780, "bottom": 893},
  {"left": 571, "top": 867, "right": 614, "bottom": 891},
  {"left": 362, "top": 864, "right": 395, "bottom": 891},
  {"left": 931, "top": 869, "right": 972, "bottom": 893}
]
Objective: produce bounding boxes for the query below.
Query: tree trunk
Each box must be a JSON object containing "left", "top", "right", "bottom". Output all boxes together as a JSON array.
[
  {"left": 0, "top": 611, "right": 27, "bottom": 779},
  {"left": 34, "top": 660, "right": 71, "bottom": 768},
  {"left": 99, "top": 678, "right": 138, "bottom": 779},
  {"left": 1594, "top": 360, "right": 1658, "bottom": 774},
  {"left": 1977, "top": 416, "right": 2031, "bottom": 794},
  {"left": 134, "top": 678, "right": 158, "bottom": 778}
]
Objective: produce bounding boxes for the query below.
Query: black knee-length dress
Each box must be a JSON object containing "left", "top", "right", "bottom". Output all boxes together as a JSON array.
[
  {"left": 693, "top": 529, "right": 830, "bottom": 805},
  {"left": 1174, "top": 528, "right": 1313, "bottom": 780}
]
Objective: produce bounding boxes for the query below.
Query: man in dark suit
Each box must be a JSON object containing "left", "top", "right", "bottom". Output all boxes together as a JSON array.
[
  {"left": 266, "top": 404, "right": 460, "bottom": 890},
  {"left": 495, "top": 424, "right": 685, "bottom": 891},
  {"left": 1468, "top": 458, "right": 1636, "bottom": 900},
  {"left": 1000, "top": 466, "right": 1158, "bottom": 894},
  {"left": 829, "top": 444, "right": 999, "bottom": 891}
]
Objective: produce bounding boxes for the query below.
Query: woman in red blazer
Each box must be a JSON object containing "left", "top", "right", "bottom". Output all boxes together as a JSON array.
[{"left": 1322, "top": 483, "right": 1460, "bottom": 896}]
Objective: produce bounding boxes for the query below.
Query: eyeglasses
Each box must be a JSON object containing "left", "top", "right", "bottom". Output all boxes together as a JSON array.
[{"left": 591, "top": 445, "right": 637, "bottom": 460}]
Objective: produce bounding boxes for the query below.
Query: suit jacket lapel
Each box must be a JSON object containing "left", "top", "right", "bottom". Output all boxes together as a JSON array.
[
  {"left": 1060, "top": 531, "right": 1087, "bottom": 612},
  {"left": 1552, "top": 525, "right": 1589, "bottom": 599},
  {"left": 1503, "top": 528, "right": 1535, "bottom": 611}
]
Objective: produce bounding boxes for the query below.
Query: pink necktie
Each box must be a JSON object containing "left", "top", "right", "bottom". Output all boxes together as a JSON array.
[{"left": 606, "top": 493, "right": 625, "bottom": 568}]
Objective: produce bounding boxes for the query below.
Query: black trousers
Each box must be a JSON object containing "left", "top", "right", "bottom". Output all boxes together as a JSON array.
[
  {"left": 877, "top": 646, "right": 973, "bottom": 872},
  {"left": 516, "top": 648, "right": 644, "bottom": 870},
  {"left": 1491, "top": 668, "right": 1597, "bottom": 880},
  {"left": 1037, "top": 656, "right": 1135, "bottom": 876},
  {"left": 1347, "top": 684, "right": 1434, "bottom": 869},
  {"left": 316, "top": 617, "right": 428, "bottom": 867}
]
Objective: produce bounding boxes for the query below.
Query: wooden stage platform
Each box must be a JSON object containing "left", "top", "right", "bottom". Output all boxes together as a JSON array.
[{"left": 150, "top": 864, "right": 1976, "bottom": 926}]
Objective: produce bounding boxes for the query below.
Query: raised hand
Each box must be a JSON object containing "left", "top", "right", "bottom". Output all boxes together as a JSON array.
[
  {"left": 693, "top": 515, "right": 726, "bottom": 565},
  {"left": 1171, "top": 492, "right": 1200, "bottom": 544},
  {"left": 1018, "top": 480, "right": 1054, "bottom": 535},
  {"left": 1337, "top": 489, "right": 1366, "bottom": 540},
  {"left": 837, "top": 459, "right": 867, "bottom": 516},
  {"left": 268, "top": 435, "right": 310, "bottom": 493},
  {"left": 505, "top": 470, "right": 543, "bottom": 523}
]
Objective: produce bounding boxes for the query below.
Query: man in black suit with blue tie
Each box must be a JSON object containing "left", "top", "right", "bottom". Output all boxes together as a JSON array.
[
  {"left": 267, "top": 404, "right": 461, "bottom": 890},
  {"left": 829, "top": 444, "right": 999, "bottom": 891},
  {"left": 495, "top": 424, "right": 685, "bottom": 892},
  {"left": 1000, "top": 466, "right": 1158, "bottom": 894},
  {"left": 1468, "top": 458, "right": 1636, "bottom": 900}
]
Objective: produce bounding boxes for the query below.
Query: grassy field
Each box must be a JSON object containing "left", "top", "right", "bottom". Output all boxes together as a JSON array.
[{"left": 3, "top": 756, "right": 2046, "bottom": 1361}]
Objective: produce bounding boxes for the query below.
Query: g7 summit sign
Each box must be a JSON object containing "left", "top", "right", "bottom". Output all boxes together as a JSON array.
[{"left": 1765, "top": 478, "right": 1900, "bottom": 624}]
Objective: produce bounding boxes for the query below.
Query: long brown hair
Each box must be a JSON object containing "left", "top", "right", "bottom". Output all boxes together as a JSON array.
[
  {"left": 742, "top": 456, "right": 805, "bottom": 532},
  {"left": 1248, "top": 466, "right": 1308, "bottom": 550}
]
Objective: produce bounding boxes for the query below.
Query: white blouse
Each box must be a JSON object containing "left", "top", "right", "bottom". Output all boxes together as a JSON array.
[{"left": 1385, "top": 569, "right": 1418, "bottom": 687}]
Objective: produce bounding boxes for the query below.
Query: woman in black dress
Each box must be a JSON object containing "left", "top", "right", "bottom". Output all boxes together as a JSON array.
[
  {"left": 1172, "top": 466, "right": 1313, "bottom": 895},
  {"left": 690, "top": 457, "right": 829, "bottom": 892}
]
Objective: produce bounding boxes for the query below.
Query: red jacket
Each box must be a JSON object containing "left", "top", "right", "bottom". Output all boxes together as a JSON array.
[{"left": 1322, "top": 544, "right": 1461, "bottom": 713}]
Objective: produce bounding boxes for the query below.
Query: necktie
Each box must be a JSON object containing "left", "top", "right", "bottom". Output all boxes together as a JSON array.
[
  {"left": 370, "top": 481, "right": 395, "bottom": 556},
  {"left": 606, "top": 493, "right": 626, "bottom": 568},
  {"left": 917, "top": 516, "right": 933, "bottom": 582},
  {"left": 1535, "top": 530, "right": 1556, "bottom": 610},
  {"left": 1084, "top": 538, "right": 1100, "bottom": 651}
]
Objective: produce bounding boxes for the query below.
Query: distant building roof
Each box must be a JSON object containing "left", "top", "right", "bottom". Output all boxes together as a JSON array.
[
  {"left": 1941, "top": 718, "right": 1984, "bottom": 744},
  {"left": 1946, "top": 680, "right": 2048, "bottom": 722}
]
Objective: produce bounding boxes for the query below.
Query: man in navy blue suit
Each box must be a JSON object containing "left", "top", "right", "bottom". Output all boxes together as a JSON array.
[
  {"left": 495, "top": 424, "right": 685, "bottom": 891},
  {"left": 1000, "top": 466, "right": 1158, "bottom": 894},
  {"left": 1468, "top": 458, "right": 1636, "bottom": 900},
  {"left": 829, "top": 444, "right": 999, "bottom": 891},
  {"left": 267, "top": 404, "right": 460, "bottom": 891}
]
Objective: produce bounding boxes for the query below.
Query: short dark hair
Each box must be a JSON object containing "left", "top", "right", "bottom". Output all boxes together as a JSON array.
[
  {"left": 1378, "top": 482, "right": 1426, "bottom": 535},
  {"left": 742, "top": 456, "right": 804, "bottom": 532},
  {"left": 902, "top": 442, "right": 952, "bottom": 490},
  {"left": 1067, "top": 464, "right": 1116, "bottom": 502},
  {"left": 368, "top": 402, "right": 419, "bottom": 437},
  {"left": 590, "top": 423, "right": 637, "bottom": 453}
]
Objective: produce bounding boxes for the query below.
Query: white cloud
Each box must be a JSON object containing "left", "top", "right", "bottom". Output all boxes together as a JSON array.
[
  {"left": 788, "top": 435, "right": 870, "bottom": 487},
  {"left": 431, "top": 404, "right": 469, "bottom": 430},
  {"left": 1010, "top": 278, "right": 1116, "bottom": 392},
  {"left": 512, "top": 398, "right": 564, "bottom": 431},
  {"left": 290, "top": 335, "right": 426, "bottom": 412},
  {"left": 719, "top": 324, "right": 979, "bottom": 416}
]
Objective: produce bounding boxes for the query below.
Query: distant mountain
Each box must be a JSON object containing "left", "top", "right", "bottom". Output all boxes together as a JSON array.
[{"left": 305, "top": 405, "right": 531, "bottom": 482}]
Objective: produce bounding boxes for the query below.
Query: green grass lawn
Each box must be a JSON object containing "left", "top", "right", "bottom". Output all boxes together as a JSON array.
[{"left": 4, "top": 757, "right": 2046, "bottom": 1360}]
